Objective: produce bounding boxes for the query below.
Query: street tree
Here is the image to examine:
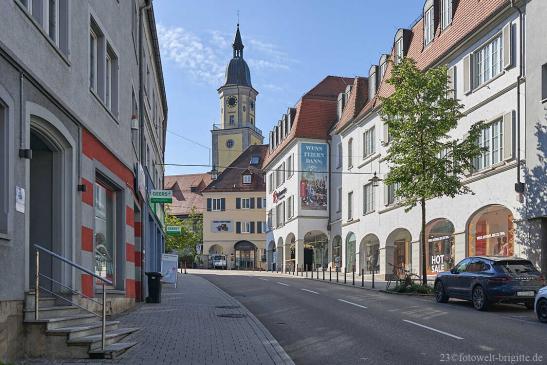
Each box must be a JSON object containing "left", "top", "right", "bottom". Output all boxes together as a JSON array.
[
  {"left": 164, "top": 213, "right": 198, "bottom": 258},
  {"left": 379, "top": 58, "right": 485, "bottom": 285}
]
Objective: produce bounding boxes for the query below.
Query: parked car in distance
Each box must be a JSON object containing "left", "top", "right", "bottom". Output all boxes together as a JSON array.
[
  {"left": 210, "top": 255, "right": 227, "bottom": 269},
  {"left": 535, "top": 286, "right": 547, "bottom": 323},
  {"left": 434, "top": 256, "right": 545, "bottom": 311}
]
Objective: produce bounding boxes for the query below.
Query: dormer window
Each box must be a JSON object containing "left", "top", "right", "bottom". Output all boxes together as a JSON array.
[
  {"left": 337, "top": 92, "right": 346, "bottom": 120},
  {"left": 441, "top": 0, "right": 453, "bottom": 30},
  {"left": 368, "top": 65, "right": 378, "bottom": 101},
  {"left": 424, "top": 3, "right": 434, "bottom": 46},
  {"left": 250, "top": 155, "right": 260, "bottom": 165},
  {"left": 379, "top": 55, "right": 389, "bottom": 79},
  {"left": 243, "top": 174, "right": 252, "bottom": 184}
]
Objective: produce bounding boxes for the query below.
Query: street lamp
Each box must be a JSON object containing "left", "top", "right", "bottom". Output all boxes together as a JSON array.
[
  {"left": 210, "top": 165, "right": 218, "bottom": 180},
  {"left": 368, "top": 172, "right": 382, "bottom": 187}
]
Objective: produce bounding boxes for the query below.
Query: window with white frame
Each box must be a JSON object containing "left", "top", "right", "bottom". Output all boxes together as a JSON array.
[
  {"left": 337, "top": 187, "right": 342, "bottom": 212},
  {"left": 441, "top": 0, "right": 453, "bottom": 30},
  {"left": 380, "top": 62, "right": 387, "bottom": 79},
  {"left": 337, "top": 143, "right": 343, "bottom": 168},
  {"left": 268, "top": 173, "right": 274, "bottom": 193},
  {"left": 347, "top": 191, "right": 354, "bottom": 220},
  {"left": 18, "top": 0, "right": 69, "bottom": 55},
  {"left": 105, "top": 45, "right": 119, "bottom": 115},
  {"left": 241, "top": 198, "right": 251, "bottom": 209},
  {"left": 243, "top": 174, "right": 252, "bottom": 184},
  {"left": 363, "top": 127, "right": 376, "bottom": 158},
  {"left": 424, "top": 7, "right": 434, "bottom": 46},
  {"left": 89, "top": 28, "right": 98, "bottom": 92},
  {"left": 287, "top": 195, "right": 294, "bottom": 219},
  {"left": 348, "top": 138, "right": 353, "bottom": 168},
  {"left": 242, "top": 221, "right": 251, "bottom": 233},
  {"left": 287, "top": 154, "right": 294, "bottom": 178},
  {"left": 395, "top": 37, "right": 404, "bottom": 64},
  {"left": 473, "top": 34, "right": 503, "bottom": 88},
  {"left": 386, "top": 182, "right": 401, "bottom": 206},
  {"left": 473, "top": 119, "right": 503, "bottom": 171},
  {"left": 276, "top": 162, "right": 285, "bottom": 187},
  {"left": 363, "top": 183, "right": 375, "bottom": 214},
  {"left": 212, "top": 198, "right": 222, "bottom": 211}
]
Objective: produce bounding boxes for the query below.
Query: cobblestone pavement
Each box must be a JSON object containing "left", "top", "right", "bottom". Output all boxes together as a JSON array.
[{"left": 19, "top": 273, "right": 293, "bottom": 365}]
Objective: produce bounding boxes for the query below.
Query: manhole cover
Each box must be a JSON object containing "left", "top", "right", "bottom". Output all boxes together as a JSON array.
[
  {"left": 216, "top": 305, "right": 240, "bottom": 309},
  {"left": 217, "top": 313, "right": 246, "bottom": 318}
]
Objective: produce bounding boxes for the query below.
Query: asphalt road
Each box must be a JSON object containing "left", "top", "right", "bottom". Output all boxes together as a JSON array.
[{"left": 197, "top": 271, "right": 547, "bottom": 365}]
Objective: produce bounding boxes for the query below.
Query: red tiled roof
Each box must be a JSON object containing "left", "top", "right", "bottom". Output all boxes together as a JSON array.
[
  {"left": 203, "top": 144, "right": 268, "bottom": 193},
  {"left": 164, "top": 173, "right": 211, "bottom": 217},
  {"left": 340, "top": 0, "right": 509, "bottom": 133},
  {"left": 334, "top": 76, "right": 368, "bottom": 132},
  {"left": 264, "top": 76, "right": 353, "bottom": 167}
]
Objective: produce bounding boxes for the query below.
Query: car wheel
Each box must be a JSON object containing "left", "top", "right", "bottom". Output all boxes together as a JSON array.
[
  {"left": 434, "top": 281, "right": 449, "bottom": 303},
  {"left": 537, "top": 299, "right": 547, "bottom": 323},
  {"left": 472, "top": 285, "right": 488, "bottom": 311},
  {"left": 524, "top": 301, "right": 534, "bottom": 310}
]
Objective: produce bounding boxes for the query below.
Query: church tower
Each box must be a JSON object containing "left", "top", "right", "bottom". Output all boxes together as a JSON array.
[{"left": 212, "top": 24, "right": 264, "bottom": 172}]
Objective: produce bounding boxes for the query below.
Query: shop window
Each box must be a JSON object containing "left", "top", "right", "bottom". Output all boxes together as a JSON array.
[
  {"left": 332, "top": 236, "right": 342, "bottom": 269},
  {"left": 425, "top": 219, "right": 455, "bottom": 274},
  {"left": 345, "top": 232, "right": 356, "bottom": 272},
  {"left": 362, "top": 235, "right": 380, "bottom": 272},
  {"left": 468, "top": 205, "right": 514, "bottom": 257},
  {"left": 94, "top": 182, "right": 116, "bottom": 285}
]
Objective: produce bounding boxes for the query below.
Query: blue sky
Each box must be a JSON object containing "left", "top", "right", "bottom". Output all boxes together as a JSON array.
[{"left": 155, "top": 0, "right": 424, "bottom": 176}]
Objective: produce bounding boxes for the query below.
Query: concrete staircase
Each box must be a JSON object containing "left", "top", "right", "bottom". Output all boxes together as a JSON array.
[{"left": 23, "top": 292, "right": 139, "bottom": 359}]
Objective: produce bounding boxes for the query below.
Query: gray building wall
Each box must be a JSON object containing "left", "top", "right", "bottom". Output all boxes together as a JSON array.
[{"left": 0, "top": 0, "right": 166, "bottom": 362}]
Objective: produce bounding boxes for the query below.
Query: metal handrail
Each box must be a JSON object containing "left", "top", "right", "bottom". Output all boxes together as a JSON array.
[
  {"left": 34, "top": 244, "right": 112, "bottom": 285},
  {"left": 39, "top": 273, "right": 103, "bottom": 307},
  {"left": 34, "top": 244, "right": 108, "bottom": 350},
  {"left": 38, "top": 285, "right": 101, "bottom": 318}
]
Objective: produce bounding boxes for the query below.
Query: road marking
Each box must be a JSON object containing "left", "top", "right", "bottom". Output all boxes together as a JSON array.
[
  {"left": 258, "top": 278, "right": 269, "bottom": 281},
  {"left": 402, "top": 320, "right": 464, "bottom": 340},
  {"left": 337, "top": 299, "right": 367, "bottom": 309},
  {"left": 301, "top": 288, "right": 319, "bottom": 295},
  {"left": 276, "top": 282, "right": 289, "bottom": 286}
]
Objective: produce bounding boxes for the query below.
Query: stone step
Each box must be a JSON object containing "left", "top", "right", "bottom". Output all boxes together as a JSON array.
[
  {"left": 67, "top": 327, "right": 140, "bottom": 351},
  {"left": 25, "top": 296, "right": 58, "bottom": 310},
  {"left": 47, "top": 321, "right": 120, "bottom": 341},
  {"left": 24, "top": 305, "right": 81, "bottom": 320},
  {"left": 25, "top": 313, "right": 99, "bottom": 331},
  {"left": 88, "top": 341, "right": 138, "bottom": 359}
]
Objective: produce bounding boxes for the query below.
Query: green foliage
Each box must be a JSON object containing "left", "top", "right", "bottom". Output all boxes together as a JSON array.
[
  {"left": 379, "top": 58, "right": 484, "bottom": 209},
  {"left": 391, "top": 282, "right": 434, "bottom": 294},
  {"left": 164, "top": 209, "right": 202, "bottom": 258}
]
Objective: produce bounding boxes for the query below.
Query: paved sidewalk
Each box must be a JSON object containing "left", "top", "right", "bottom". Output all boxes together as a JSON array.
[{"left": 20, "top": 273, "right": 293, "bottom": 365}]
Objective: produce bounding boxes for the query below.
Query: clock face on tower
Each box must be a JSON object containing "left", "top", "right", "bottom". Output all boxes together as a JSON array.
[{"left": 226, "top": 96, "right": 238, "bottom": 109}]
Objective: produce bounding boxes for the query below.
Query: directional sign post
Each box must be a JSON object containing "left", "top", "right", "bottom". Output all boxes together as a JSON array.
[
  {"left": 166, "top": 226, "right": 182, "bottom": 236},
  {"left": 150, "top": 189, "right": 173, "bottom": 204}
]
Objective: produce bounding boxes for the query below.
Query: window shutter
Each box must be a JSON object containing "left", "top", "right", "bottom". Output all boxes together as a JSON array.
[
  {"left": 503, "top": 111, "right": 515, "bottom": 160},
  {"left": 383, "top": 184, "right": 389, "bottom": 206},
  {"left": 502, "top": 23, "right": 513, "bottom": 69},
  {"left": 447, "top": 66, "right": 456, "bottom": 99},
  {"left": 257, "top": 221, "right": 262, "bottom": 234},
  {"left": 207, "top": 198, "right": 212, "bottom": 211},
  {"left": 462, "top": 132, "right": 472, "bottom": 175},
  {"left": 257, "top": 197, "right": 262, "bottom": 209},
  {"left": 383, "top": 123, "right": 389, "bottom": 144},
  {"left": 220, "top": 198, "right": 226, "bottom": 211},
  {"left": 463, "top": 54, "right": 473, "bottom": 94},
  {"left": 236, "top": 198, "right": 241, "bottom": 209},
  {"left": 250, "top": 197, "right": 255, "bottom": 209},
  {"left": 236, "top": 222, "right": 241, "bottom": 234},
  {"left": 250, "top": 221, "right": 255, "bottom": 234}
]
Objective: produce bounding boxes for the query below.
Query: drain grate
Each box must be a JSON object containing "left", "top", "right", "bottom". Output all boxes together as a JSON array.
[
  {"left": 217, "top": 313, "right": 246, "bottom": 318},
  {"left": 215, "top": 305, "right": 240, "bottom": 309}
]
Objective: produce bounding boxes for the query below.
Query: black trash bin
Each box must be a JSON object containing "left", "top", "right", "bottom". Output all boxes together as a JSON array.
[{"left": 145, "top": 272, "right": 163, "bottom": 303}]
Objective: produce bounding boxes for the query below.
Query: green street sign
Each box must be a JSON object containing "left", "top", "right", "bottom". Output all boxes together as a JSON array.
[
  {"left": 166, "top": 226, "right": 182, "bottom": 236},
  {"left": 150, "top": 189, "right": 172, "bottom": 204}
]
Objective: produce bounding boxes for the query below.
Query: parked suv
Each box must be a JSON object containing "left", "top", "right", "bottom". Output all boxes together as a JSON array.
[
  {"left": 535, "top": 287, "right": 547, "bottom": 323},
  {"left": 434, "top": 256, "right": 544, "bottom": 311},
  {"left": 211, "top": 255, "right": 227, "bottom": 269}
]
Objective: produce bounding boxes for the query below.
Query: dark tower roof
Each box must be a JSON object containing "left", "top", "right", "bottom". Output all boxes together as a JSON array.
[{"left": 222, "top": 24, "right": 252, "bottom": 88}]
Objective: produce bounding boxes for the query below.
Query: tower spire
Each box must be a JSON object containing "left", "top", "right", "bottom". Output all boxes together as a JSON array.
[{"left": 233, "top": 23, "right": 244, "bottom": 58}]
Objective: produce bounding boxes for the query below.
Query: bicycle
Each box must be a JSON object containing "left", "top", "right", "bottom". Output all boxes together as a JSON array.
[{"left": 386, "top": 263, "right": 421, "bottom": 290}]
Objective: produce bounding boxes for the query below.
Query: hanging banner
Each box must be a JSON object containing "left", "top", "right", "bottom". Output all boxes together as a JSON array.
[
  {"left": 161, "top": 253, "right": 179, "bottom": 286},
  {"left": 300, "top": 143, "right": 328, "bottom": 210}
]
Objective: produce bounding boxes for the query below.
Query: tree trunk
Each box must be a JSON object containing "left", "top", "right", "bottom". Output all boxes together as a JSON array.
[{"left": 421, "top": 197, "right": 427, "bottom": 286}]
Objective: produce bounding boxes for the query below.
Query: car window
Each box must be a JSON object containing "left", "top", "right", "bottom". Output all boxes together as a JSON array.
[
  {"left": 454, "top": 259, "right": 470, "bottom": 273},
  {"left": 467, "top": 260, "right": 489, "bottom": 273},
  {"left": 495, "top": 260, "right": 538, "bottom": 274}
]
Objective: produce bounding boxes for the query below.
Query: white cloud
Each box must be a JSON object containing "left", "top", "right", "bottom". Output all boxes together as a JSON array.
[{"left": 157, "top": 24, "right": 296, "bottom": 86}]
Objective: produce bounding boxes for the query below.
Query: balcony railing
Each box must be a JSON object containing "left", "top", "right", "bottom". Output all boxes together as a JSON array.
[{"left": 212, "top": 123, "right": 262, "bottom": 135}]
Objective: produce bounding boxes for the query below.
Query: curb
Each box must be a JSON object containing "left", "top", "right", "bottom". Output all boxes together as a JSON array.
[{"left": 193, "top": 274, "right": 295, "bottom": 365}]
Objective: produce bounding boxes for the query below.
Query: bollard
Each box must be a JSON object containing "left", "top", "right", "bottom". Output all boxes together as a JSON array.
[
  {"left": 344, "top": 268, "right": 347, "bottom": 284},
  {"left": 323, "top": 268, "right": 325, "bottom": 281},
  {"left": 336, "top": 269, "right": 339, "bottom": 283},
  {"left": 329, "top": 267, "right": 332, "bottom": 282},
  {"left": 361, "top": 269, "right": 364, "bottom": 287},
  {"left": 352, "top": 267, "right": 355, "bottom": 286},
  {"left": 316, "top": 267, "right": 319, "bottom": 280},
  {"left": 372, "top": 270, "right": 375, "bottom": 289}
]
